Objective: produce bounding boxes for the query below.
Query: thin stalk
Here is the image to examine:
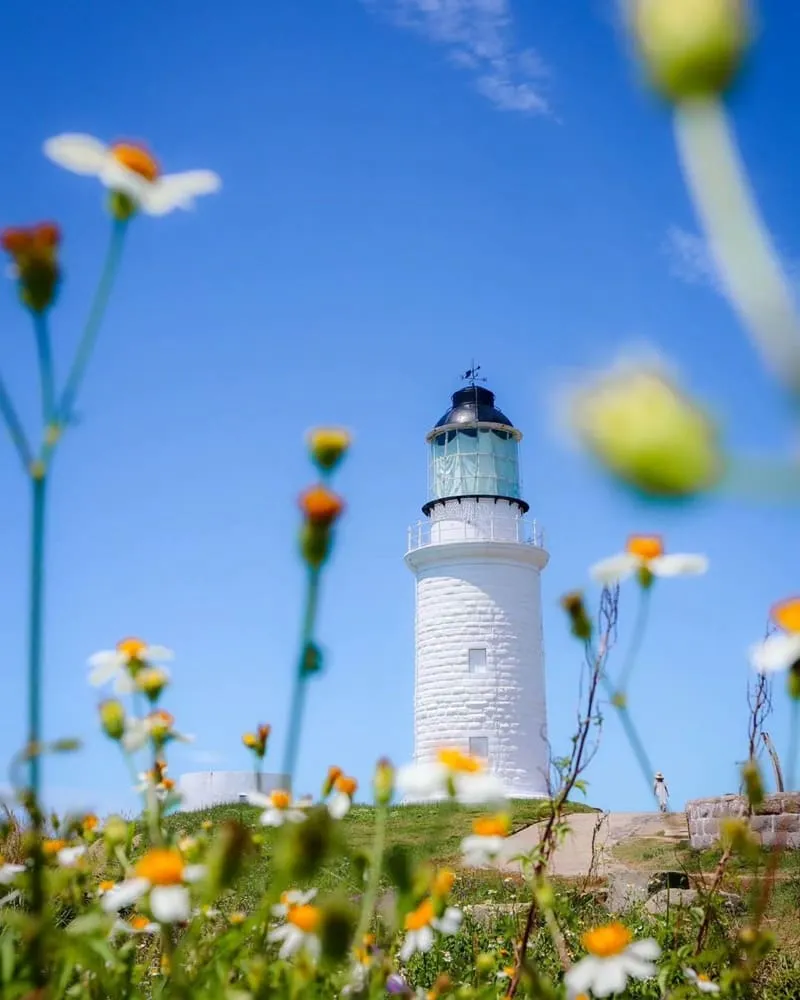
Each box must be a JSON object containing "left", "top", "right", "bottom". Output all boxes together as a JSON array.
[
  {"left": 674, "top": 98, "right": 800, "bottom": 398},
  {"left": 57, "top": 219, "right": 128, "bottom": 427},
  {"left": 601, "top": 675, "right": 658, "bottom": 804},
  {"left": 353, "top": 799, "right": 388, "bottom": 948},
  {"left": 0, "top": 372, "right": 33, "bottom": 470},
  {"left": 26, "top": 472, "right": 48, "bottom": 987},
  {"left": 281, "top": 568, "right": 321, "bottom": 790},
  {"left": 32, "top": 311, "right": 56, "bottom": 426},
  {"left": 787, "top": 697, "right": 799, "bottom": 793},
  {"left": 617, "top": 587, "right": 650, "bottom": 692}
]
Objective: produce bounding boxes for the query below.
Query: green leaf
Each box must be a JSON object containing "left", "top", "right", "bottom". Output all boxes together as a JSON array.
[
  {"left": 66, "top": 912, "right": 108, "bottom": 936},
  {"left": 0, "top": 933, "right": 15, "bottom": 984}
]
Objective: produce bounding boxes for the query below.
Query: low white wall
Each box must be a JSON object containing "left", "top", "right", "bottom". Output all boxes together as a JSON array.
[{"left": 177, "top": 771, "right": 289, "bottom": 812}]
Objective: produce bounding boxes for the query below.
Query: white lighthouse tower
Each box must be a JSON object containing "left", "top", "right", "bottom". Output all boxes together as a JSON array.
[{"left": 405, "top": 374, "right": 550, "bottom": 799}]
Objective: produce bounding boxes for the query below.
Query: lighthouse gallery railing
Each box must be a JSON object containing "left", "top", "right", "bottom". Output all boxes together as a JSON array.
[{"left": 406, "top": 514, "right": 544, "bottom": 552}]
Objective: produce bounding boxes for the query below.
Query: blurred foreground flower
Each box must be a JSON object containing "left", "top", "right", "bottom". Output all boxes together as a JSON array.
[
  {"left": 101, "top": 847, "right": 205, "bottom": 923},
  {"left": 590, "top": 534, "right": 708, "bottom": 586},
  {"left": 460, "top": 813, "right": 511, "bottom": 866},
  {"left": 307, "top": 427, "right": 351, "bottom": 473},
  {"left": 396, "top": 748, "right": 506, "bottom": 805},
  {"left": 88, "top": 638, "right": 173, "bottom": 694},
  {"left": 327, "top": 774, "right": 358, "bottom": 819},
  {"left": 629, "top": 0, "right": 751, "bottom": 103},
  {"left": 750, "top": 598, "right": 800, "bottom": 676},
  {"left": 565, "top": 921, "right": 660, "bottom": 998},
  {"left": 684, "top": 968, "right": 721, "bottom": 993},
  {"left": 398, "top": 897, "right": 462, "bottom": 961},
  {"left": 268, "top": 902, "right": 322, "bottom": 960},
  {"left": 44, "top": 134, "right": 221, "bottom": 218},
  {"left": 1, "top": 222, "right": 61, "bottom": 313},
  {"left": 247, "top": 789, "right": 308, "bottom": 826},
  {"left": 566, "top": 359, "right": 724, "bottom": 499}
]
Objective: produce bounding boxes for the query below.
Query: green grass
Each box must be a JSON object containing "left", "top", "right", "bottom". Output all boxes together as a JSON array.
[
  {"left": 164, "top": 799, "right": 596, "bottom": 910},
  {"left": 612, "top": 835, "right": 800, "bottom": 875}
]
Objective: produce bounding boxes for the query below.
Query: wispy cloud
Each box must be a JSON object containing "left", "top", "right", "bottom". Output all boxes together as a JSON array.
[
  {"left": 360, "top": 0, "right": 552, "bottom": 115},
  {"left": 665, "top": 224, "right": 800, "bottom": 295}
]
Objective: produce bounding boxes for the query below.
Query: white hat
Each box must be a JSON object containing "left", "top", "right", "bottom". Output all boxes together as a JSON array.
[{"left": 654, "top": 771, "right": 664, "bottom": 780}]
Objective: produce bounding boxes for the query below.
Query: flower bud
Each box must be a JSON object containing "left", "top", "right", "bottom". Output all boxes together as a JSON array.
[
  {"left": 276, "top": 807, "right": 333, "bottom": 880},
  {"left": 319, "top": 899, "right": 356, "bottom": 963},
  {"left": 788, "top": 662, "right": 800, "bottom": 701},
  {"left": 323, "top": 766, "right": 343, "bottom": 798},
  {"left": 301, "top": 641, "right": 323, "bottom": 677},
  {"left": 103, "top": 815, "right": 129, "bottom": 847},
  {"left": 567, "top": 361, "right": 724, "bottom": 499},
  {"left": 135, "top": 667, "right": 169, "bottom": 701},
  {"left": 384, "top": 844, "right": 413, "bottom": 894},
  {"left": 99, "top": 699, "right": 126, "bottom": 741},
  {"left": 1, "top": 222, "right": 61, "bottom": 313},
  {"left": 307, "top": 427, "right": 351, "bottom": 474},
  {"left": 432, "top": 868, "right": 455, "bottom": 898},
  {"left": 373, "top": 757, "right": 395, "bottom": 806},
  {"left": 741, "top": 758, "right": 764, "bottom": 808},
  {"left": 475, "top": 953, "right": 495, "bottom": 976},
  {"left": 205, "top": 821, "right": 254, "bottom": 895},
  {"left": 560, "top": 591, "right": 593, "bottom": 641},
  {"left": 630, "top": 0, "right": 751, "bottom": 103}
]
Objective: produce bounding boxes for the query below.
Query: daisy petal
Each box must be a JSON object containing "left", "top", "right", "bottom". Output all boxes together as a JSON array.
[
  {"left": 589, "top": 553, "right": 639, "bottom": 584},
  {"left": 591, "top": 959, "right": 630, "bottom": 997},
  {"left": 628, "top": 938, "right": 661, "bottom": 961},
  {"left": 649, "top": 553, "right": 708, "bottom": 577},
  {"left": 244, "top": 791, "right": 272, "bottom": 809},
  {"left": 416, "top": 924, "right": 434, "bottom": 954},
  {"left": 395, "top": 761, "right": 447, "bottom": 799},
  {"left": 327, "top": 792, "right": 351, "bottom": 819},
  {"left": 564, "top": 956, "right": 599, "bottom": 996},
  {"left": 183, "top": 864, "right": 207, "bottom": 884},
  {"left": 750, "top": 633, "right": 800, "bottom": 674},
  {"left": 454, "top": 771, "right": 506, "bottom": 805},
  {"left": 150, "top": 884, "right": 191, "bottom": 923},
  {"left": 142, "top": 645, "right": 174, "bottom": 661},
  {"left": 101, "top": 877, "right": 149, "bottom": 913},
  {"left": 44, "top": 134, "right": 109, "bottom": 175},
  {"left": 140, "top": 171, "right": 222, "bottom": 216}
]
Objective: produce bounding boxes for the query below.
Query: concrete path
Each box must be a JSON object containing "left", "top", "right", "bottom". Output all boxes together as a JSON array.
[{"left": 492, "top": 811, "right": 689, "bottom": 909}]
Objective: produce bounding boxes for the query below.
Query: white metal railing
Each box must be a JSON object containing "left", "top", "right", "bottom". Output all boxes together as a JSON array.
[{"left": 406, "top": 514, "right": 544, "bottom": 552}]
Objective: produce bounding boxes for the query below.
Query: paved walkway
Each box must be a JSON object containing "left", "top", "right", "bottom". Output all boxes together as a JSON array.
[{"left": 492, "top": 811, "right": 689, "bottom": 907}]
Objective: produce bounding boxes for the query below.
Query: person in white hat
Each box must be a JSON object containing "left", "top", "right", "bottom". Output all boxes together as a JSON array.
[{"left": 653, "top": 772, "right": 669, "bottom": 813}]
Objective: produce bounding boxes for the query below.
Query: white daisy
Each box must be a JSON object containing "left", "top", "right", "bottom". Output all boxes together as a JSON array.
[
  {"left": 88, "top": 638, "right": 173, "bottom": 694},
  {"left": 565, "top": 921, "right": 660, "bottom": 999},
  {"left": 247, "top": 789, "right": 307, "bottom": 827},
  {"left": 271, "top": 888, "right": 317, "bottom": 919},
  {"left": 0, "top": 861, "right": 25, "bottom": 884},
  {"left": 396, "top": 747, "right": 506, "bottom": 805},
  {"left": 123, "top": 710, "right": 193, "bottom": 753},
  {"left": 328, "top": 775, "right": 358, "bottom": 819},
  {"left": 44, "top": 134, "right": 221, "bottom": 216},
  {"left": 398, "top": 898, "right": 463, "bottom": 962},
  {"left": 590, "top": 534, "right": 708, "bottom": 585},
  {"left": 57, "top": 845, "right": 87, "bottom": 868},
  {"left": 460, "top": 813, "right": 511, "bottom": 866},
  {"left": 101, "top": 848, "right": 205, "bottom": 924},
  {"left": 268, "top": 902, "right": 322, "bottom": 960},
  {"left": 684, "top": 968, "right": 721, "bottom": 993},
  {"left": 111, "top": 914, "right": 159, "bottom": 937},
  {"left": 750, "top": 598, "right": 800, "bottom": 674}
]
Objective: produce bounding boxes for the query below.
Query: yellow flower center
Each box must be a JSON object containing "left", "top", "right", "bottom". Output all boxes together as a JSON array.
[
  {"left": 130, "top": 914, "right": 151, "bottom": 931},
  {"left": 116, "top": 637, "right": 147, "bottom": 660},
  {"left": 625, "top": 535, "right": 663, "bottom": 561},
  {"left": 432, "top": 869, "right": 455, "bottom": 896},
  {"left": 287, "top": 904, "right": 321, "bottom": 933},
  {"left": 135, "top": 848, "right": 185, "bottom": 886},
  {"left": 473, "top": 814, "right": 511, "bottom": 837},
  {"left": 229, "top": 912, "right": 246, "bottom": 925},
  {"left": 437, "top": 748, "right": 483, "bottom": 772},
  {"left": 697, "top": 974, "right": 711, "bottom": 983},
  {"left": 271, "top": 790, "right": 291, "bottom": 809},
  {"left": 503, "top": 967, "right": 516, "bottom": 978},
  {"left": 335, "top": 775, "right": 358, "bottom": 797},
  {"left": 83, "top": 814, "right": 99, "bottom": 832},
  {"left": 771, "top": 597, "right": 800, "bottom": 634},
  {"left": 43, "top": 839, "right": 67, "bottom": 856},
  {"left": 242, "top": 732, "right": 258, "bottom": 749},
  {"left": 582, "top": 921, "right": 632, "bottom": 958},
  {"left": 111, "top": 143, "right": 160, "bottom": 183},
  {"left": 99, "top": 880, "right": 115, "bottom": 892},
  {"left": 404, "top": 898, "right": 435, "bottom": 931}
]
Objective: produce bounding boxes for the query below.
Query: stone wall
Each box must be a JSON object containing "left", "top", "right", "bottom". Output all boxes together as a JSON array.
[{"left": 686, "top": 793, "right": 800, "bottom": 850}]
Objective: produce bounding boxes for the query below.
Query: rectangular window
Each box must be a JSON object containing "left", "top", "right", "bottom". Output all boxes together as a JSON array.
[
  {"left": 469, "top": 736, "right": 489, "bottom": 761},
  {"left": 468, "top": 647, "right": 487, "bottom": 673}
]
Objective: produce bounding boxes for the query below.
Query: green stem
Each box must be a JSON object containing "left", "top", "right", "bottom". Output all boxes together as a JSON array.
[
  {"left": 0, "top": 372, "right": 33, "bottom": 470},
  {"left": 616, "top": 587, "right": 651, "bottom": 693},
  {"left": 27, "top": 472, "right": 48, "bottom": 986},
  {"left": 281, "top": 568, "right": 321, "bottom": 791},
  {"left": 601, "top": 675, "right": 658, "bottom": 806},
  {"left": 33, "top": 311, "right": 56, "bottom": 426},
  {"left": 353, "top": 799, "right": 388, "bottom": 948},
  {"left": 674, "top": 98, "right": 800, "bottom": 398},
  {"left": 56, "top": 219, "right": 128, "bottom": 428},
  {"left": 787, "top": 698, "right": 799, "bottom": 793}
]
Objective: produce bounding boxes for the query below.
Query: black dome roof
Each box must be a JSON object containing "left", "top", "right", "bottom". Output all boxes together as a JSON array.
[{"left": 434, "top": 386, "right": 515, "bottom": 429}]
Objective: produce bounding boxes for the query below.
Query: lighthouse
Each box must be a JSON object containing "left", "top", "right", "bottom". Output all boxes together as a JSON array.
[{"left": 405, "top": 373, "right": 550, "bottom": 799}]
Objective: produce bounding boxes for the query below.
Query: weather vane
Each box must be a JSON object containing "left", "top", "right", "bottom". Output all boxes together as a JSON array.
[{"left": 460, "top": 361, "right": 487, "bottom": 388}]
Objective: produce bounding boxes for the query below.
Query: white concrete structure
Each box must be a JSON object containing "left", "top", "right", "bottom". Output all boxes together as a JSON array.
[
  {"left": 405, "top": 382, "right": 550, "bottom": 799},
  {"left": 177, "top": 771, "right": 288, "bottom": 812}
]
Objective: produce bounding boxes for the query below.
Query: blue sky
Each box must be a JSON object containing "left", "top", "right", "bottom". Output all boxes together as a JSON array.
[{"left": 0, "top": 0, "right": 798, "bottom": 818}]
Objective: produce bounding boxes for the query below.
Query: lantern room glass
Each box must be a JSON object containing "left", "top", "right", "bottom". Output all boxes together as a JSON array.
[{"left": 428, "top": 427, "right": 521, "bottom": 501}]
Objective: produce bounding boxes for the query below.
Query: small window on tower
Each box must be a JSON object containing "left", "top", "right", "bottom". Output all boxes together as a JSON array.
[
  {"left": 468, "top": 647, "right": 487, "bottom": 673},
  {"left": 469, "top": 736, "right": 489, "bottom": 762}
]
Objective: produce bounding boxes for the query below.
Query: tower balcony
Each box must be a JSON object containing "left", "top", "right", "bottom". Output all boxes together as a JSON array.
[{"left": 406, "top": 504, "right": 544, "bottom": 553}]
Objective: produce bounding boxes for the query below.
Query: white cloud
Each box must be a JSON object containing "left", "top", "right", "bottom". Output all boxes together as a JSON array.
[
  {"left": 360, "top": 0, "right": 552, "bottom": 115},
  {"left": 665, "top": 224, "right": 800, "bottom": 296}
]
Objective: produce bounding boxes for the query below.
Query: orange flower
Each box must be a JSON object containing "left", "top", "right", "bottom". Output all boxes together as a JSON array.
[
  {"left": 135, "top": 849, "right": 185, "bottom": 886},
  {"left": 111, "top": 142, "right": 160, "bottom": 183},
  {"left": 298, "top": 485, "right": 345, "bottom": 526}
]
